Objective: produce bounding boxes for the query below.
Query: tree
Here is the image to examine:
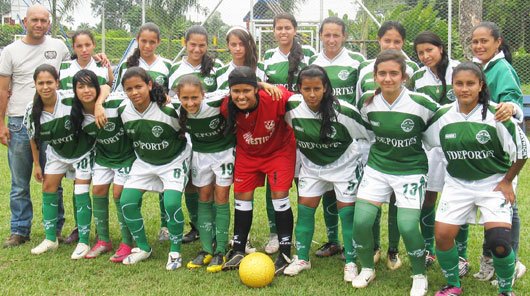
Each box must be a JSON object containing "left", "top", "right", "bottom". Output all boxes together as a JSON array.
[
  {"left": 483, "top": 0, "right": 530, "bottom": 53},
  {"left": 459, "top": 0, "right": 482, "bottom": 59},
  {"left": 50, "top": 0, "right": 85, "bottom": 36}
]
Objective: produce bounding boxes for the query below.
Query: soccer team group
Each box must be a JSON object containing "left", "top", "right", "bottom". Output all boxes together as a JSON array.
[{"left": 0, "top": 4, "right": 528, "bottom": 296}]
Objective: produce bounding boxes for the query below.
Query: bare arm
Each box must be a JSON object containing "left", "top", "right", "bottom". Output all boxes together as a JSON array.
[
  {"left": 30, "top": 139, "right": 43, "bottom": 183},
  {"left": 0, "top": 75, "right": 11, "bottom": 146},
  {"left": 94, "top": 84, "right": 111, "bottom": 128},
  {"left": 494, "top": 159, "right": 527, "bottom": 204}
]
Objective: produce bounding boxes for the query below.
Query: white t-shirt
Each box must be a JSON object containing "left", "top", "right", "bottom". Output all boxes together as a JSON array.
[{"left": 0, "top": 36, "right": 70, "bottom": 116}]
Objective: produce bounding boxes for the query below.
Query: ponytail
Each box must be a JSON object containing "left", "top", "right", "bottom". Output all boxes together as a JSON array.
[
  {"left": 126, "top": 48, "right": 141, "bottom": 67},
  {"left": 185, "top": 25, "right": 215, "bottom": 76},
  {"left": 128, "top": 22, "right": 161, "bottom": 67},
  {"left": 274, "top": 13, "right": 304, "bottom": 91}
]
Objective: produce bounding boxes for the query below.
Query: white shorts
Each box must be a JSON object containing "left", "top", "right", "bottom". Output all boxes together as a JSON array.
[
  {"left": 357, "top": 166, "right": 426, "bottom": 210},
  {"left": 45, "top": 146, "right": 93, "bottom": 180},
  {"left": 92, "top": 162, "right": 131, "bottom": 186},
  {"left": 294, "top": 149, "right": 301, "bottom": 178},
  {"left": 426, "top": 147, "right": 445, "bottom": 192},
  {"left": 124, "top": 145, "right": 191, "bottom": 193},
  {"left": 191, "top": 148, "right": 234, "bottom": 187}
]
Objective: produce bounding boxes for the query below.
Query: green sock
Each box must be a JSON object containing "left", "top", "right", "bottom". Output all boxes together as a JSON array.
[
  {"left": 397, "top": 207, "right": 425, "bottom": 275},
  {"left": 295, "top": 204, "right": 316, "bottom": 261},
  {"left": 164, "top": 190, "right": 184, "bottom": 252},
  {"left": 42, "top": 192, "right": 59, "bottom": 241},
  {"left": 71, "top": 193, "right": 78, "bottom": 225},
  {"left": 420, "top": 204, "right": 436, "bottom": 254},
  {"left": 198, "top": 200, "right": 214, "bottom": 254},
  {"left": 493, "top": 250, "right": 516, "bottom": 293},
  {"left": 121, "top": 188, "right": 150, "bottom": 252},
  {"left": 75, "top": 192, "right": 92, "bottom": 244},
  {"left": 436, "top": 245, "right": 461, "bottom": 287},
  {"left": 159, "top": 193, "right": 167, "bottom": 228},
  {"left": 388, "top": 202, "right": 400, "bottom": 250},
  {"left": 185, "top": 192, "right": 199, "bottom": 228},
  {"left": 353, "top": 200, "right": 379, "bottom": 269},
  {"left": 265, "top": 182, "right": 277, "bottom": 234},
  {"left": 322, "top": 191, "right": 339, "bottom": 244},
  {"left": 455, "top": 224, "right": 469, "bottom": 259},
  {"left": 339, "top": 205, "right": 356, "bottom": 263},
  {"left": 93, "top": 195, "right": 110, "bottom": 243},
  {"left": 114, "top": 198, "right": 133, "bottom": 246},
  {"left": 372, "top": 208, "right": 381, "bottom": 249},
  {"left": 214, "top": 203, "right": 230, "bottom": 254}
]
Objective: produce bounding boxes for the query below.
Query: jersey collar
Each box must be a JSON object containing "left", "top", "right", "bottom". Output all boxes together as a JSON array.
[
  {"left": 322, "top": 47, "right": 346, "bottom": 63},
  {"left": 472, "top": 51, "right": 505, "bottom": 71},
  {"left": 139, "top": 56, "right": 160, "bottom": 70},
  {"left": 456, "top": 102, "right": 482, "bottom": 120},
  {"left": 182, "top": 57, "right": 202, "bottom": 71},
  {"left": 379, "top": 87, "right": 406, "bottom": 110}
]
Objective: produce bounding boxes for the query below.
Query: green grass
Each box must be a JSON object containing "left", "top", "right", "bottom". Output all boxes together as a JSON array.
[
  {"left": 523, "top": 84, "right": 530, "bottom": 95},
  {"left": 0, "top": 144, "right": 529, "bottom": 295}
]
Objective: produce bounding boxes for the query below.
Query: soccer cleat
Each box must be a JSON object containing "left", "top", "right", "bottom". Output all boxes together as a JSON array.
[
  {"left": 264, "top": 233, "right": 279, "bottom": 254},
  {"left": 387, "top": 249, "right": 402, "bottom": 270},
  {"left": 373, "top": 248, "right": 381, "bottom": 264},
  {"left": 71, "top": 243, "right": 90, "bottom": 260},
  {"left": 473, "top": 256, "right": 495, "bottom": 281},
  {"left": 110, "top": 243, "right": 132, "bottom": 263},
  {"left": 425, "top": 251, "right": 436, "bottom": 267},
  {"left": 85, "top": 240, "right": 113, "bottom": 259},
  {"left": 31, "top": 239, "right": 59, "bottom": 255},
  {"left": 166, "top": 252, "right": 182, "bottom": 270},
  {"left": 434, "top": 285, "right": 463, "bottom": 296},
  {"left": 284, "top": 255, "right": 311, "bottom": 276},
  {"left": 274, "top": 253, "right": 291, "bottom": 275},
  {"left": 458, "top": 257, "right": 470, "bottom": 277},
  {"left": 123, "top": 247, "right": 152, "bottom": 265},
  {"left": 182, "top": 225, "right": 199, "bottom": 244},
  {"left": 187, "top": 251, "right": 213, "bottom": 269},
  {"left": 498, "top": 292, "right": 516, "bottom": 296},
  {"left": 3, "top": 234, "right": 30, "bottom": 248},
  {"left": 410, "top": 274, "right": 428, "bottom": 296},
  {"left": 245, "top": 239, "right": 256, "bottom": 254},
  {"left": 222, "top": 250, "right": 245, "bottom": 270},
  {"left": 344, "top": 262, "right": 359, "bottom": 282},
  {"left": 207, "top": 253, "right": 226, "bottom": 273},
  {"left": 315, "top": 242, "right": 341, "bottom": 257},
  {"left": 515, "top": 260, "right": 526, "bottom": 279},
  {"left": 64, "top": 228, "right": 79, "bottom": 245},
  {"left": 158, "top": 227, "right": 169, "bottom": 241},
  {"left": 351, "top": 268, "right": 376, "bottom": 288}
]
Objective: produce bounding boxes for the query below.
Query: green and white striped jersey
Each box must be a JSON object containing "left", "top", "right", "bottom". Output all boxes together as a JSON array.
[
  {"left": 215, "top": 61, "right": 266, "bottom": 90},
  {"left": 360, "top": 88, "right": 438, "bottom": 175},
  {"left": 119, "top": 100, "right": 186, "bottom": 166},
  {"left": 168, "top": 57, "right": 223, "bottom": 93},
  {"left": 285, "top": 94, "right": 371, "bottom": 166},
  {"left": 356, "top": 58, "right": 419, "bottom": 107},
  {"left": 308, "top": 48, "right": 365, "bottom": 104},
  {"left": 82, "top": 92, "right": 136, "bottom": 168},
  {"left": 175, "top": 91, "right": 235, "bottom": 153},
  {"left": 423, "top": 102, "right": 529, "bottom": 181},
  {"left": 24, "top": 90, "right": 95, "bottom": 159},
  {"left": 59, "top": 58, "right": 109, "bottom": 90},
  {"left": 259, "top": 45, "right": 316, "bottom": 88},
  {"left": 114, "top": 56, "right": 172, "bottom": 92},
  {"left": 408, "top": 59, "right": 459, "bottom": 105}
]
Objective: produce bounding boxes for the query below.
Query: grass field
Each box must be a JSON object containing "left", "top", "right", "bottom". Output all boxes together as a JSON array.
[{"left": 0, "top": 144, "right": 529, "bottom": 296}]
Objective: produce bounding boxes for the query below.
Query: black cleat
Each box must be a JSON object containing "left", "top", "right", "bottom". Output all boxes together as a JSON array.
[
  {"left": 222, "top": 250, "right": 245, "bottom": 271},
  {"left": 182, "top": 224, "right": 199, "bottom": 244}
]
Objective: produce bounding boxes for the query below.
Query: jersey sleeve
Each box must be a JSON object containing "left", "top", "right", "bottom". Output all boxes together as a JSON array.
[
  {"left": 496, "top": 119, "right": 529, "bottom": 162},
  {"left": 0, "top": 48, "right": 13, "bottom": 76},
  {"left": 422, "top": 117, "right": 442, "bottom": 151},
  {"left": 23, "top": 102, "right": 35, "bottom": 139},
  {"left": 60, "top": 41, "right": 71, "bottom": 61}
]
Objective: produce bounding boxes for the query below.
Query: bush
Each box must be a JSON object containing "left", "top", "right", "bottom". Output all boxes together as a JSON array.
[
  {"left": 0, "top": 24, "right": 24, "bottom": 47},
  {"left": 513, "top": 53, "right": 530, "bottom": 85}
]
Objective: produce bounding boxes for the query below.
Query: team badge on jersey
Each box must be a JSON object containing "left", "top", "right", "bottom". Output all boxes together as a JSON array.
[
  {"left": 446, "top": 89, "right": 456, "bottom": 101},
  {"left": 152, "top": 125, "right": 163, "bottom": 137},
  {"left": 64, "top": 119, "right": 72, "bottom": 130},
  {"left": 476, "top": 130, "right": 491, "bottom": 144},
  {"left": 264, "top": 120, "right": 275, "bottom": 131},
  {"left": 338, "top": 70, "right": 349, "bottom": 81},
  {"left": 327, "top": 126, "right": 337, "bottom": 138},
  {"left": 401, "top": 119, "right": 414, "bottom": 132},
  {"left": 155, "top": 76, "right": 165, "bottom": 85},
  {"left": 104, "top": 122, "right": 116, "bottom": 132},
  {"left": 209, "top": 118, "right": 220, "bottom": 129},
  {"left": 203, "top": 77, "right": 214, "bottom": 86}
]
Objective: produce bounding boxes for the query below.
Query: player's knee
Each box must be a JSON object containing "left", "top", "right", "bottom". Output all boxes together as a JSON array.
[
  {"left": 485, "top": 227, "right": 512, "bottom": 258},
  {"left": 397, "top": 216, "right": 419, "bottom": 238}
]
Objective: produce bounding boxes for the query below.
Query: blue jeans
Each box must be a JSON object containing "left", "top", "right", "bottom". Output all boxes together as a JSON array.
[{"left": 7, "top": 116, "right": 64, "bottom": 237}]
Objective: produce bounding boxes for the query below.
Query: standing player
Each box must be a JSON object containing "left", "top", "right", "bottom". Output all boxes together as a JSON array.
[
  {"left": 118, "top": 67, "right": 191, "bottom": 269},
  {"left": 424, "top": 62, "right": 528, "bottom": 296}
]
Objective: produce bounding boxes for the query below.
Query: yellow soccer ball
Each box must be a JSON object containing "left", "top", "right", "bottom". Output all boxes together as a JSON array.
[{"left": 238, "top": 252, "right": 275, "bottom": 288}]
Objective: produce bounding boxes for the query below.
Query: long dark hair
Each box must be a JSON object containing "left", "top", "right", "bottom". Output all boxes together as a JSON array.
[
  {"left": 71, "top": 30, "right": 96, "bottom": 60},
  {"left": 226, "top": 27, "right": 258, "bottom": 71},
  {"left": 297, "top": 65, "right": 339, "bottom": 142},
  {"left": 377, "top": 21, "right": 406, "bottom": 41},
  {"left": 274, "top": 13, "right": 303, "bottom": 91},
  {"left": 127, "top": 22, "right": 161, "bottom": 67},
  {"left": 175, "top": 74, "right": 204, "bottom": 136},
  {"left": 121, "top": 67, "right": 166, "bottom": 107},
  {"left": 72, "top": 69, "right": 101, "bottom": 137},
  {"left": 452, "top": 62, "right": 491, "bottom": 120},
  {"left": 414, "top": 31, "right": 450, "bottom": 102},
  {"left": 185, "top": 25, "right": 215, "bottom": 76},
  {"left": 365, "top": 50, "right": 407, "bottom": 106},
  {"left": 224, "top": 66, "right": 258, "bottom": 136},
  {"left": 31, "top": 64, "right": 59, "bottom": 149},
  {"left": 472, "top": 21, "right": 512, "bottom": 64}
]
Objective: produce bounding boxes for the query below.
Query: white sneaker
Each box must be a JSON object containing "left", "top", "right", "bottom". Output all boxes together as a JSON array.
[
  {"left": 351, "top": 268, "right": 376, "bottom": 288},
  {"left": 30, "top": 239, "right": 58, "bottom": 255},
  {"left": 516, "top": 260, "right": 527, "bottom": 279},
  {"left": 344, "top": 262, "right": 359, "bottom": 282},
  {"left": 123, "top": 247, "right": 152, "bottom": 265},
  {"left": 284, "top": 255, "right": 311, "bottom": 276},
  {"left": 264, "top": 233, "right": 279, "bottom": 254},
  {"left": 166, "top": 252, "right": 182, "bottom": 270},
  {"left": 245, "top": 238, "right": 256, "bottom": 254},
  {"left": 158, "top": 227, "right": 169, "bottom": 241},
  {"left": 71, "top": 243, "right": 90, "bottom": 260},
  {"left": 473, "top": 256, "right": 495, "bottom": 281},
  {"left": 410, "top": 274, "right": 428, "bottom": 296}
]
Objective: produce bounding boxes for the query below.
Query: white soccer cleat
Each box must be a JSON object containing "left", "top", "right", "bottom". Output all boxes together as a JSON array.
[
  {"left": 283, "top": 255, "right": 311, "bottom": 276},
  {"left": 473, "top": 256, "right": 495, "bottom": 281},
  {"left": 264, "top": 233, "right": 279, "bottom": 254},
  {"left": 410, "top": 274, "right": 428, "bottom": 296},
  {"left": 516, "top": 260, "right": 527, "bottom": 279},
  {"left": 31, "top": 239, "right": 58, "bottom": 255},
  {"left": 344, "top": 262, "right": 359, "bottom": 282},
  {"left": 166, "top": 252, "right": 182, "bottom": 271},
  {"left": 351, "top": 268, "right": 376, "bottom": 288},
  {"left": 245, "top": 239, "right": 256, "bottom": 254},
  {"left": 123, "top": 247, "right": 152, "bottom": 265},
  {"left": 71, "top": 243, "right": 90, "bottom": 260}
]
